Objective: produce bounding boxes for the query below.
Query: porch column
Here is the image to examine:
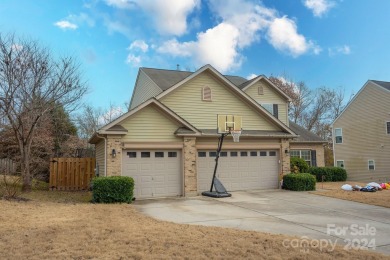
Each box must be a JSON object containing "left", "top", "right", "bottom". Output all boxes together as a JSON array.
[{"left": 183, "top": 137, "right": 197, "bottom": 197}]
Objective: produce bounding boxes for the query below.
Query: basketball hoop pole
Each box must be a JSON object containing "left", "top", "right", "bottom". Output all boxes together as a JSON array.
[{"left": 209, "top": 133, "right": 227, "bottom": 192}]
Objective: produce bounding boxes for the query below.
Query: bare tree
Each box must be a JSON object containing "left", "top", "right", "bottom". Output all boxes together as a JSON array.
[{"left": 0, "top": 33, "right": 87, "bottom": 191}]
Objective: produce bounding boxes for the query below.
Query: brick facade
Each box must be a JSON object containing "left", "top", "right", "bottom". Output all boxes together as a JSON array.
[
  {"left": 281, "top": 138, "right": 291, "bottom": 176},
  {"left": 106, "top": 135, "right": 122, "bottom": 176},
  {"left": 183, "top": 137, "right": 197, "bottom": 197}
]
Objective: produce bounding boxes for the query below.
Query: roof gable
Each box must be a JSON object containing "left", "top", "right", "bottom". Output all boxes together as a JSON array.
[{"left": 240, "top": 76, "right": 291, "bottom": 102}]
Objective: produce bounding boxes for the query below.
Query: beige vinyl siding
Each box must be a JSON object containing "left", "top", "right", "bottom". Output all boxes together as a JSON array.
[
  {"left": 121, "top": 104, "right": 182, "bottom": 142},
  {"left": 160, "top": 71, "right": 279, "bottom": 131},
  {"left": 130, "top": 70, "right": 162, "bottom": 109},
  {"left": 244, "top": 80, "right": 289, "bottom": 126},
  {"left": 95, "top": 140, "right": 105, "bottom": 177},
  {"left": 333, "top": 82, "right": 390, "bottom": 182}
]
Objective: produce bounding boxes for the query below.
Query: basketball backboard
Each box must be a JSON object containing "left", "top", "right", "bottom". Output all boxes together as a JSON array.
[{"left": 217, "top": 114, "right": 242, "bottom": 134}]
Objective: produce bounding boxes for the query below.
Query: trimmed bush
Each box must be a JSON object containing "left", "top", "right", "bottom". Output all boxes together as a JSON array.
[
  {"left": 283, "top": 173, "right": 316, "bottom": 191},
  {"left": 290, "top": 157, "right": 309, "bottom": 173},
  {"left": 308, "top": 167, "right": 347, "bottom": 182},
  {"left": 92, "top": 176, "right": 134, "bottom": 203}
]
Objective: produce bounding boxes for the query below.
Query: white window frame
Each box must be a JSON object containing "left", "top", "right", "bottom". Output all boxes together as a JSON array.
[
  {"left": 262, "top": 103, "right": 274, "bottom": 114},
  {"left": 336, "top": 160, "right": 344, "bottom": 168},
  {"left": 368, "top": 160, "right": 375, "bottom": 170},
  {"left": 386, "top": 121, "right": 390, "bottom": 135},
  {"left": 290, "top": 149, "right": 311, "bottom": 166},
  {"left": 335, "top": 128, "right": 343, "bottom": 144}
]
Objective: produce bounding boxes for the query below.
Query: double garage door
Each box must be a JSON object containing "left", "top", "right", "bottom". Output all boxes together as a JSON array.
[
  {"left": 122, "top": 150, "right": 182, "bottom": 199},
  {"left": 197, "top": 150, "right": 280, "bottom": 192}
]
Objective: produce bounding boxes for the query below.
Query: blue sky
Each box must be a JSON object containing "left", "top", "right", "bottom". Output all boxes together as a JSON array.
[{"left": 1, "top": 0, "right": 389, "bottom": 110}]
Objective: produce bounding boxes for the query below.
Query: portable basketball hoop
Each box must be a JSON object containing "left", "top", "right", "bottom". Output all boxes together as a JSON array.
[{"left": 202, "top": 115, "right": 242, "bottom": 198}]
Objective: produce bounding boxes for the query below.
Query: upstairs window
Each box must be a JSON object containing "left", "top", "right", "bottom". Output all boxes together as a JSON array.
[
  {"left": 258, "top": 86, "right": 264, "bottom": 95},
  {"left": 387, "top": 121, "right": 390, "bottom": 134},
  {"left": 335, "top": 128, "right": 343, "bottom": 144},
  {"left": 262, "top": 104, "right": 278, "bottom": 119},
  {"left": 368, "top": 160, "right": 375, "bottom": 170},
  {"left": 202, "top": 86, "right": 212, "bottom": 101}
]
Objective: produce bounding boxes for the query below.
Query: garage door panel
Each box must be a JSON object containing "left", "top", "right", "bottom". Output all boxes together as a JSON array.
[
  {"left": 197, "top": 150, "right": 279, "bottom": 192},
  {"left": 122, "top": 150, "right": 182, "bottom": 199}
]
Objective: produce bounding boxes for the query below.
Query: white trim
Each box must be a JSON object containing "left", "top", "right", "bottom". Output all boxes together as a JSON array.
[
  {"left": 241, "top": 76, "right": 292, "bottom": 101},
  {"left": 336, "top": 160, "right": 344, "bottom": 168},
  {"left": 334, "top": 128, "right": 343, "bottom": 144},
  {"left": 368, "top": 160, "right": 375, "bottom": 170}
]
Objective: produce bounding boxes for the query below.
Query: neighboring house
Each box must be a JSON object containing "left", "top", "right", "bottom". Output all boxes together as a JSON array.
[
  {"left": 89, "top": 65, "right": 326, "bottom": 199},
  {"left": 332, "top": 80, "right": 390, "bottom": 182}
]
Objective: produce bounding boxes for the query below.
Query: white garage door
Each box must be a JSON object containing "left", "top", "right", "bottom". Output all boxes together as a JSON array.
[
  {"left": 197, "top": 150, "right": 279, "bottom": 192},
  {"left": 122, "top": 150, "right": 182, "bottom": 199}
]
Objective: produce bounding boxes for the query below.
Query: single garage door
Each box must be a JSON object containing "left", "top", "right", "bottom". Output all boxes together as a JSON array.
[
  {"left": 197, "top": 150, "right": 279, "bottom": 192},
  {"left": 122, "top": 150, "right": 182, "bottom": 199}
]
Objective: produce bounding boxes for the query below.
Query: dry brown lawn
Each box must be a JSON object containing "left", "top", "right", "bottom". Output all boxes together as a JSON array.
[
  {"left": 0, "top": 191, "right": 389, "bottom": 259},
  {"left": 312, "top": 182, "right": 390, "bottom": 208}
]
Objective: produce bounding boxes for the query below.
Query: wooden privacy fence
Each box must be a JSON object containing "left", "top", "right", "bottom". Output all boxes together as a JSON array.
[
  {"left": 0, "top": 158, "right": 17, "bottom": 174},
  {"left": 49, "top": 158, "right": 95, "bottom": 191}
]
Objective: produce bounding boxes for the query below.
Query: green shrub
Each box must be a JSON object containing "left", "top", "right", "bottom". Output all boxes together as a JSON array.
[
  {"left": 92, "top": 176, "right": 134, "bottom": 203},
  {"left": 283, "top": 173, "right": 316, "bottom": 191},
  {"left": 290, "top": 157, "right": 309, "bottom": 173},
  {"left": 308, "top": 167, "right": 347, "bottom": 182}
]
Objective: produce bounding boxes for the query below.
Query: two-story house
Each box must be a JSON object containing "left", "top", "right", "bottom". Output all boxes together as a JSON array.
[
  {"left": 89, "top": 65, "right": 326, "bottom": 198},
  {"left": 332, "top": 80, "right": 390, "bottom": 182}
]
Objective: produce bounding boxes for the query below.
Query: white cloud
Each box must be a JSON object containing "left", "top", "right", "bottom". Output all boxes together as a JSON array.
[
  {"left": 328, "top": 45, "right": 351, "bottom": 56},
  {"left": 126, "top": 54, "right": 141, "bottom": 66},
  {"left": 157, "top": 23, "right": 241, "bottom": 73},
  {"left": 267, "top": 16, "right": 321, "bottom": 57},
  {"left": 128, "top": 40, "right": 149, "bottom": 52},
  {"left": 246, "top": 74, "right": 258, "bottom": 80},
  {"left": 105, "top": 0, "right": 135, "bottom": 9},
  {"left": 103, "top": 17, "right": 132, "bottom": 38},
  {"left": 303, "top": 0, "right": 335, "bottom": 17},
  {"left": 136, "top": 0, "right": 200, "bottom": 36},
  {"left": 54, "top": 20, "right": 78, "bottom": 30}
]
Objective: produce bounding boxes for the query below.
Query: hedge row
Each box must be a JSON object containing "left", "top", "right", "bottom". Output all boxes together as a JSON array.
[
  {"left": 92, "top": 176, "right": 134, "bottom": 203},
  {"left": 283, "top": 173, "right": 316, "bottom": 191},
  {"left": 308, "top": 167, "right": 347, "bottom": 182}
]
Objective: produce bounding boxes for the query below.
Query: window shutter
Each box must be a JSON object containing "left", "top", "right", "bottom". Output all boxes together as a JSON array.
[
  {"left": 202, "top": 87, "right": 212, "bottom": 101},
  {"left": 311, "top": 150, "right": 317, "bottom": 167},
  {"left": 273, "top": 104, "right": 278, "bottom": 118},
  {"left": 387, "top": 122, "right": 390, "bottom": 134}
]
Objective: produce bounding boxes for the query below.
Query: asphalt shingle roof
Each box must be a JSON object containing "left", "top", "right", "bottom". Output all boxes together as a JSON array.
[
  {"left": 371, "top": 80, "right": 390, "bottom": 91},
  {"left": 289, "top": 121, "right": 326, "bottom": 143},
  {"left": 141, "top": 67, "right": 247, "bottom": 91}
]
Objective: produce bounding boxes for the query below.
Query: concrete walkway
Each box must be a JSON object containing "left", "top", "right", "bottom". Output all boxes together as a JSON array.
[{"left": 134, "top": 190, "right": 390, "bottom": 255}]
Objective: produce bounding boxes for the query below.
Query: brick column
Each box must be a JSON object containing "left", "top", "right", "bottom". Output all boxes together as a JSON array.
[
  {"left": 106, "top": 135, "right": 122, "bottom": 176},
  {"left": 183, "top": 137, "right": 197, "bottom": 197},
  {"left": 281, "top": 139, "right": 291, "bottom": 176}
]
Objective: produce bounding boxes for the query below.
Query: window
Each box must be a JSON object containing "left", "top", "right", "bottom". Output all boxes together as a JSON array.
[
  {"left": 250, "top": 151, "right": 257, "bottom": 157},
  {"left": 127, "top": 152, "right": 136, "bottom": 158},
  {"left": 202, "top": 86, "right": 212, "bottom": 101},
  {"left": 240, "top": 151, "right": 248, "bottom": 157},
  {"left": 368, "top": 160, "right": 375, "bottom": 170},
  {"left": 387, "top": 122, "right": 390, "bottom": 135},
  {"left": 336, "top": 160, "right": 344, "bottom": 168},
  {"left": 155, "top": 152, "right": 164, "bottom": 158},
  {"left": 260, "top": 151, "right": 267, "bottom": 156},
  {"left": 290, "top": 150, "right": 311, "bottom": 166},
  {"left": 261, "top": 103, "right": 278, "bottom": 118},
  {"left": 168, "top": 152, "right": 177, "bottom": 158},
  {"left": 220, "top": 151, "right": 228, "bottom": 157},
  {"left": 335, "top": 128, "right": 343, "bottom": 144},
  {"left": 209, "top": 152, "right": 217, "bottom": 157},
  {"left": 269, "top": 151, "right": 276, "bottom": 156},
  {"left": 258, "top": 86, "right": 264, "bottom": 95},
  {"left": 198, "top": 152, "right": 206, "bottom": 157},
  {"left": 141, "top": 152, "right": 150, "bottom": 158},
  {"left": 230, "top": 151, "right": 238, "bottom": 157}
]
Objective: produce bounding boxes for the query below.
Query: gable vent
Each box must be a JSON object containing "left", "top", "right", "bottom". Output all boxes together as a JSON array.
[
  {"left": 202, "top": 86, "right": 212, "bottom": 101},
  {"left": 258, "top": 86, "right": 264, "bottom": 95}
]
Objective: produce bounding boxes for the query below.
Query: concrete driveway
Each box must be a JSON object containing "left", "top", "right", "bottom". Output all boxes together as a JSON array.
[{"left": 134, "top": 190, "right": 390, "bottom": 255}]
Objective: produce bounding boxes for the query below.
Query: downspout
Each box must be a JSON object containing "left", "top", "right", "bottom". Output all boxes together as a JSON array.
[{"left": 95, "top": 133, "right": 107, "bottom": 177}]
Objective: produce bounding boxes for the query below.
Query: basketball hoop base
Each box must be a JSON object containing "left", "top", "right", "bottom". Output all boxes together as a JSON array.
[{"left": 202, "top": 191, "right": 231, "bottom": 198}]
